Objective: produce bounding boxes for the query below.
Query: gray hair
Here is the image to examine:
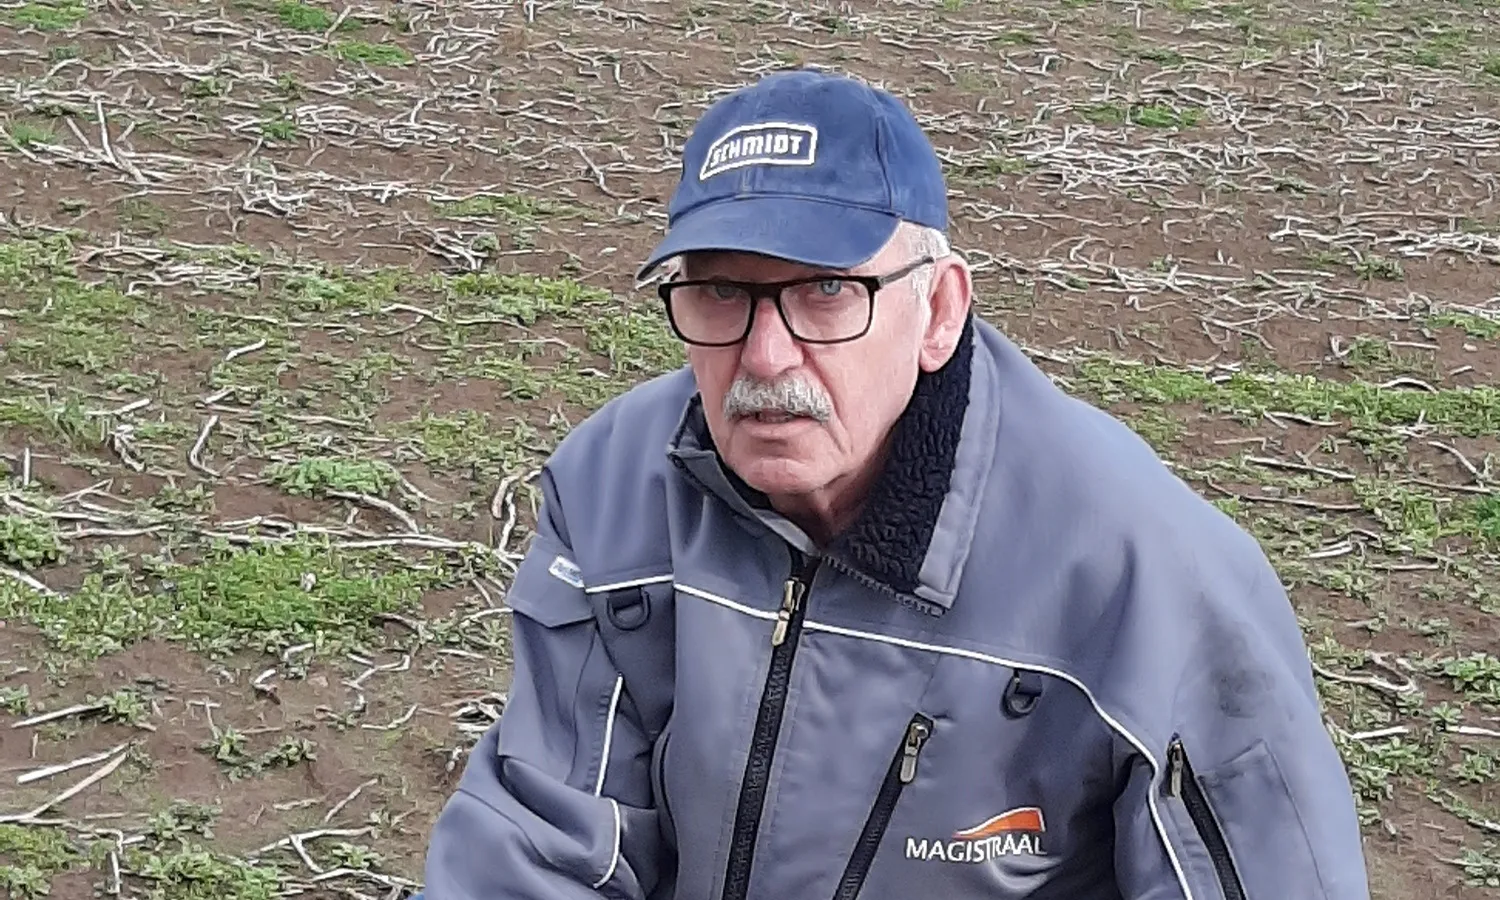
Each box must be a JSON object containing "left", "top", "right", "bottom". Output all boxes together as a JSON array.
[{"left": 899, "top": 221, "right": 951, "bottom": 303}]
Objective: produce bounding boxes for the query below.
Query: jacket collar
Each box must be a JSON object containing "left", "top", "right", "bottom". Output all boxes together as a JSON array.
[{"left": 667, "top": 314, "right": 999, "bottom": 615}]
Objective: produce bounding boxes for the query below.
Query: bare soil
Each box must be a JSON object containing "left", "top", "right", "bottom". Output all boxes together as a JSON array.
[{"left": 1, "top": 0, "right": 1498, "bottom": 898}]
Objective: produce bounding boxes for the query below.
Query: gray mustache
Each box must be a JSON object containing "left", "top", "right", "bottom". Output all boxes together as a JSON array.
[{"left": 723, "top": 376, "right": 832, "bottom": 423}]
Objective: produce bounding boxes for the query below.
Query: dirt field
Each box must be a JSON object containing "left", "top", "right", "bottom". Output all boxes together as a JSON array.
[{"left": 0, "top": 0, "right": 1497, "bottom": 897}]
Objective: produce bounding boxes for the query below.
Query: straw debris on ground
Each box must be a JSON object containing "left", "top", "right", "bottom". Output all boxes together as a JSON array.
[{"left": 0, "top": 0, "right": 1498, "bottom": 896}]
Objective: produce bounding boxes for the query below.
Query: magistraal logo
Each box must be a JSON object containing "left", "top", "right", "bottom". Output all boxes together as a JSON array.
[{"left": 904, "top": 807, "right": 1047, "bottom": 864}]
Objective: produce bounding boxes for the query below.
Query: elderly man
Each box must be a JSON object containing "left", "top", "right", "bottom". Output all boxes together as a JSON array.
[{"left": 418, "top": 69, "right": 1371, "bottom": 900}]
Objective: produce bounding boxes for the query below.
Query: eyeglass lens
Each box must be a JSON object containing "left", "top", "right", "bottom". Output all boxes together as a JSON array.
[{"left": 668, "top": 278, "right": 872, "bottom": 344}]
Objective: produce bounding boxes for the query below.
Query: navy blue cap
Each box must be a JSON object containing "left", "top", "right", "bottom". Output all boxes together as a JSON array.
[{"left": 637, "top": 69, "right": 949, "bottom": 281}]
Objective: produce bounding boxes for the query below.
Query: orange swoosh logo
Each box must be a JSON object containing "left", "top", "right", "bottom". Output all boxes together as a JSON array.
[{"left": 952, "top": 807, "right": 1045, "bottom": 840}]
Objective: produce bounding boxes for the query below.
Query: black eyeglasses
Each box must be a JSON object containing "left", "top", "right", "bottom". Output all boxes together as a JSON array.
[{"left": 657, "top": 256, "right": 934, "bottom": 347}]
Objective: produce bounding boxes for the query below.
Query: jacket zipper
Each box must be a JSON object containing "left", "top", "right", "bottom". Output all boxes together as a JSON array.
[
  {"left": 1164, "top": 736, "right": 1247, "bottom": 900},
  {"left": 831, "top": 713, "right": 933, "bottom": 900},
  {"left": 719, "top": 551, "right": 820, "bottom": 900}
]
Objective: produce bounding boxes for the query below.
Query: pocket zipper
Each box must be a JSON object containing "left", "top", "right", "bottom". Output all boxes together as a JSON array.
[
  {"left": 831, "top": 714, "right": 933, "bottom": 900},
  {"left": 1164, "top": 736, "right": 1247, "bottom": 900}
]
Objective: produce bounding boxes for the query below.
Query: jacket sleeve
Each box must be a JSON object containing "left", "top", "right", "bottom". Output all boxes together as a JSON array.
[
  {"left": 1111, "top": 564, "right": 1372, "bottom": 900},
  {"left": 421, "top": 477, "right": 666, "bottom": 900}
]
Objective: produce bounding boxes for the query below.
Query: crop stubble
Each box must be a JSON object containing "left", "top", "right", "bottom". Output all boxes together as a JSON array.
[{"left": 0, "top": 0, "right": 1497, "bottom": 897}]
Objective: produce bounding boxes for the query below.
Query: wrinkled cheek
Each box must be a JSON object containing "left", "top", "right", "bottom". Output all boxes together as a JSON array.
[{"left": 687, "top": 348, "right": 737, "bottom": 390}]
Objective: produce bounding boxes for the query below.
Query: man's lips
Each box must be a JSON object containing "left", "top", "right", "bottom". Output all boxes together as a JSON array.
[{"left": 736, "top": 411, "right": 816, "bottom": 427}]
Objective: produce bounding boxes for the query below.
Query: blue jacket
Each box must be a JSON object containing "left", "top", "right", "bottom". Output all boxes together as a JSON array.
[{"left": 421, "top": 315, "right": 1371, "bottom": 899}]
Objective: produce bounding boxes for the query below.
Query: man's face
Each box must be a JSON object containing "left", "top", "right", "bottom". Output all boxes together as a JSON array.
[{"left": 676, "top": 232, "right": 944, "bottom": 503}]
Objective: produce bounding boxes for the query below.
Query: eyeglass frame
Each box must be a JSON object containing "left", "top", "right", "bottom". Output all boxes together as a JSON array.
[{"left": 655, "top": 255, "right": 936, "bottom": 347}]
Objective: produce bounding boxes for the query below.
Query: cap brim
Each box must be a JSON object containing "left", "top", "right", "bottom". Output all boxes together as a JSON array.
[{"left": 635, "top": 196, "right": 901, "bottom": 282}]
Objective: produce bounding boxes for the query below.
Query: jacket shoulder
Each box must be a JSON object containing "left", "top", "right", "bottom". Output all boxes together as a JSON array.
[
  {"left": 965, "top": 328, "right": 1311, "bottom": 728},
  {"left": 532, "top": 367, "right": 695, "bottom": 584},
  {"left": 548, "top": 367, "right": 696, "bottom": 471},
  {"left": 975, "top": 324, "right": 1273, "bottom": 602}
]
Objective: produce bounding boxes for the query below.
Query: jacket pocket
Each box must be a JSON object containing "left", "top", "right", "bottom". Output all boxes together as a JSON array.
[
  {"left": 487, "top": 542, "right": 650, "bottom": 892},
  {"left": 506, "top": 547, "right": 598, "bottom": 628},
  {"left": 1166, "top": 736, "right": 1322, "bottom": 900},
  {"left": 1164, "top": 736, "right": 1245, "bottom": 900},
  {"left": 831, "top": 713, "right": 934, "bottom": 900},
  {"left": 504, "top": 544, "right": 650, "bottom": 809}
]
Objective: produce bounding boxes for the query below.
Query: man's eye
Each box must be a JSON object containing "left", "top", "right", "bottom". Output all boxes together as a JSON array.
[
  {"left": 817, "top": 279, "right": 845, "bottom": 296},
  {"left": 710, "top": 284, "right": 741, "bottom": 300}
]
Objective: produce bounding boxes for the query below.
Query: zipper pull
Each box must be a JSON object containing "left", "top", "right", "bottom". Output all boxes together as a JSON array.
[
  {"left": 898, "top": 719, "right": 931, "bottom": 784},
  {"left": 1165, "top": 738, "right": 1185, "bottom": 797},
  {"left": 771, "top": 577, "right": 804, "bottom": 647}
]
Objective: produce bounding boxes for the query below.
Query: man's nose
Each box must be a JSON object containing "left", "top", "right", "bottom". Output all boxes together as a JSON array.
[{"left": 739, "top": 296, "right": 801, "bottom": 377}]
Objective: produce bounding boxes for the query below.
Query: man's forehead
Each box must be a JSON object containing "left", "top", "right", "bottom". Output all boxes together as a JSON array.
[{"left": 677, "top": 249, "right": 876, "bottom": 279}]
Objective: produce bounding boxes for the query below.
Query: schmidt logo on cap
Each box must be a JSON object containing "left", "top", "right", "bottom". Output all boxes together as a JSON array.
[
  {"left": 637, "top": 68, "right": 949, "bottom": 282},
  {"left": 698, "top": 122, "right": 818, "bottom": 181}
]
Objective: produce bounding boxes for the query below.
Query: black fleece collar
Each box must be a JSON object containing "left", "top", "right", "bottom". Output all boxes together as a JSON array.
[{"left": 825, "top": 314, "right": 975, "bottom": 598}]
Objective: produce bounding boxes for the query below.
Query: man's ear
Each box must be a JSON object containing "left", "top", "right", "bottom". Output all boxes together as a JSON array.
[{"left": 918, "top": 256, "right": 973, "bottom": 372}]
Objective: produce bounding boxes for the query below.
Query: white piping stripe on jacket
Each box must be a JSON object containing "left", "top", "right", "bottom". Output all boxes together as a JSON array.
[
  {"left": 590, "top": 676, "right": 626, "bottom": 891},
  {"left": 677, "top": 581, "right": 1197, "bottom": 900},
  {"left": 586, "top": 574, "right": 675, "bottom": 594},
  {"left": 595, "top": 675, "right": 624, "bottom": 797},
  {"left": 592, "top": 798, "right": 621, "bottom": 889},
  {"left": 675, "top": 583, "right": 778, "bottom": 621}
]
